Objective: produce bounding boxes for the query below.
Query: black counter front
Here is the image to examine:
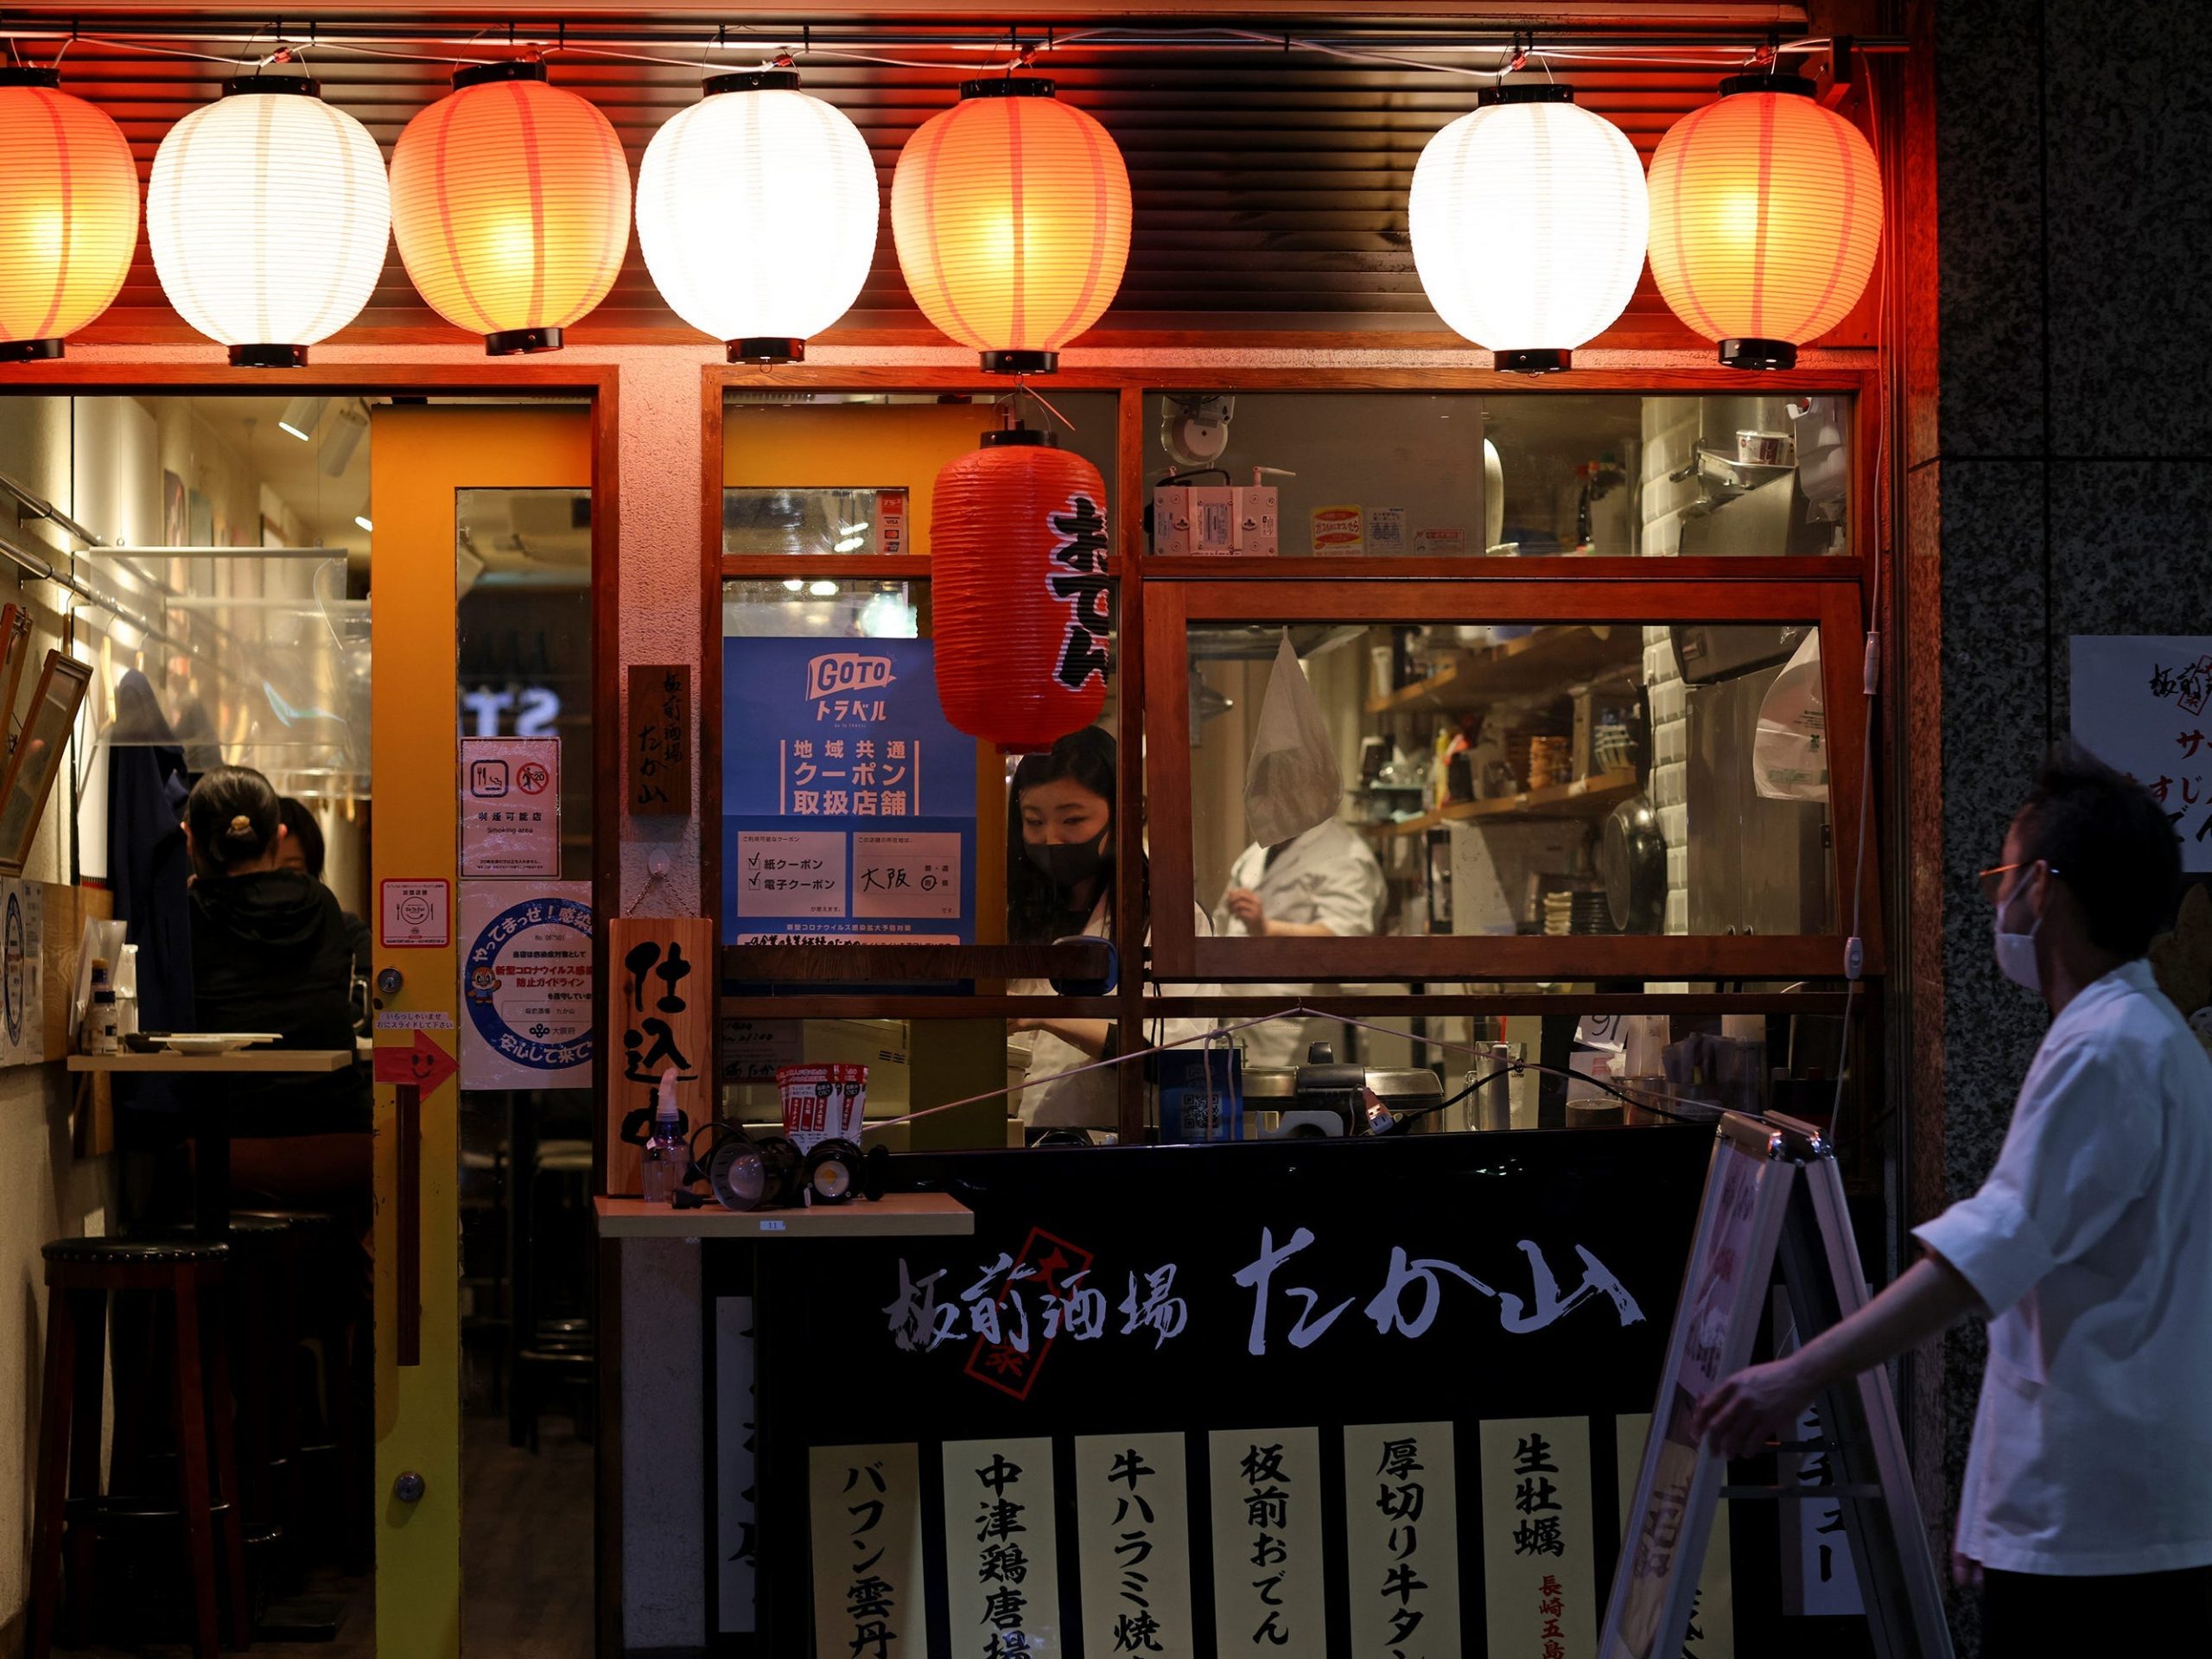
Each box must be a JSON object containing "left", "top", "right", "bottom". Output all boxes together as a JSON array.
[{"left": 711, "top": 1128, "right": 1828, "bottom": 1656}]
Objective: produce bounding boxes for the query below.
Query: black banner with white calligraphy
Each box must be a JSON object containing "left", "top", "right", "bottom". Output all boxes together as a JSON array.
[{"left": 734, "top": 1128, "right": 1803, "bottom": 1657}]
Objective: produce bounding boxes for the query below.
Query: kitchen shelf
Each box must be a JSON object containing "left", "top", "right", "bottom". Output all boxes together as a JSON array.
[
  {"left": 1364, "top": 625, "right": 1640, "bottom": 717},
  {"left": 1361, "top": 768, "right": 1642, "bottom": 840}
]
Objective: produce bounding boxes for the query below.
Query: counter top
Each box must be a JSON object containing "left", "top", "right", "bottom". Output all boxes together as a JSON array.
[
  {"left": 594, "top": 1192, "right": 973, "bottom": 1240},
  {"left": 67, "top": 1048, "right": 356, "bottom": 1073}
]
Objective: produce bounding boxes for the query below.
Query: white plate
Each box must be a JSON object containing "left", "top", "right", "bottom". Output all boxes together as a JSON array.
[{"left": 159, "top": 1033, "right": 282, "bottom": 1056}]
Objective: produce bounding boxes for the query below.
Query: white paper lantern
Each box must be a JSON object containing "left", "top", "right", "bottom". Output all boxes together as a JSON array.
[
  {"left": 1409, "top": 86, "right": 1648, "bottom": 372},
  {"left": 636, "top": 69, "right": 878, "bottom": 364},
  {"left": 148, "top": 75, "right": 391, "bottom": 366}
]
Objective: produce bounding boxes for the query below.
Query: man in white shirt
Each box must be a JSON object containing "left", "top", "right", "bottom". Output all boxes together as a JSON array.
[
  {"left": 1214, "top": 816, "right": 1387, "bottom": 1069},
  {"left": 1691, "top": 741, "right": 2212, "bottom": 1647}
]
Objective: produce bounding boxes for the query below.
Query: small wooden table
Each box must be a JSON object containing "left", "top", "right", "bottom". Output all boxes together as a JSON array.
[
  {"left": 71, "top": 1048, "right": 359, "bottom": 1236},
  {"left": 594, "top": 1191, "right": 973, "bottom": 1240}
]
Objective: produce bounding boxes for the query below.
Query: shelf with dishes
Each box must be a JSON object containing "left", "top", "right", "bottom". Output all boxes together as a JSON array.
[
  {"left": 1364, "top": 625, "right": 1639, "bottom": 718},
  {"left": 1361, "top": 767, "right": 1642, "bottom": 840}
]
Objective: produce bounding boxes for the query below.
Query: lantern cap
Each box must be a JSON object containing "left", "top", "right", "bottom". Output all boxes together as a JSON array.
[
  {"left": 981, "top": 349, "right": 1059, "bottom": 376},
  {"left": 0, "top": 338, "right": 64, "bottom": 363},
  {"left": 1478, "top": 84, "right": 1573, "bottom": 107},
  {"left": 486, "top": 327, "right": 563, "bottom": 356},
  {"left": 453, "top": 60, "right": 550, "bottom": 91},
  {"left": 729, "top": 337, "right": 805, "bottom": 365},
  {"left": 1496, "top": 348, "right": 1571, "bottom": 374},
  {"left": 981, "top": 425, "right": 1058, "bottom": 449},
  {"left": 1719, "top": 337, "right": 1798, "bottom": 371},
  {"left": 704, "top": 68, "right": 802, "bottom": 96},
  {"left": 223, "top": 73, "right": 323, "bottom": 99},
  {"left": 0, "top": 67, "right": 63, "bottom": 89},
  {"left": 1717, "top": 73, "right": 1818, "bottom": 99},
  {"left": 229, "top": 344, "right": 311, "bottom": 368},
  {"left": 961, "top": 76, "right": 1056, "bottom": 101}
]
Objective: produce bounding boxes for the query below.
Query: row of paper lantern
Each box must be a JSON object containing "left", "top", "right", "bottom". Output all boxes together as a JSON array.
[{"left": 0, "top": 60, "right": 1880, "bottom": 372}]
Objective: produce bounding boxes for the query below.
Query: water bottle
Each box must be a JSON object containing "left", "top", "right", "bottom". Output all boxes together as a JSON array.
[{"left": 639, "top": 1066, "right": 686, "bottom": 1205}]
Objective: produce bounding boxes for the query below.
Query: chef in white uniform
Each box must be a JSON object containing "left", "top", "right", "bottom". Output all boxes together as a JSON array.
[
  {"left": 1691, "top": 745, "right": 2212, "bottom": 1646},
  {"left": 1007, "top": 727, "right": 1213, "bottom": 1130},
  {"left": 1213, "top": 816, "right": 1385, "bottom": 1070}
]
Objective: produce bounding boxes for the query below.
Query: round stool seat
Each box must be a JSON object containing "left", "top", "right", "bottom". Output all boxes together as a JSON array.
[{"left": 42, "top": 1237, "right": 229, "bottom": 1267}]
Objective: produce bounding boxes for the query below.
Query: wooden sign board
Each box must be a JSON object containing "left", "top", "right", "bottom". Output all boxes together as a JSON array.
[
  {"left": 627, "top": 663, "right": 693, "bottom": 817},
  {"left": 605, "top": 915, "right": 714, "bottom": 1197},
  {"left": 1602, "top": 1114, "right": 1951, "bottom": 1659}
]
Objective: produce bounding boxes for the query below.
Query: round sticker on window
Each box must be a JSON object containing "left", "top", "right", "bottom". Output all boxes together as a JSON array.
[{"left": 463, "top": 894, "right": 594, "bottom": 1082}]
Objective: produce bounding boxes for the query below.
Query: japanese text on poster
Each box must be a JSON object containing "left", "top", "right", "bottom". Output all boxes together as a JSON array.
[
  {"left": 723, "top": 637, "right": 976, "bottom": 944},
  {"left": 808, "top": 1443, "right": 927, "bottom": 1659},
  {"left": 1343, "top": 1421, "right": 1461, "bottom": 1659},
  {"left": 2070, "top": 635, "right": 2212, "bottom": 868},
  {"left": 1208, "top": 1427, "right": 1327, "bottom": 1655},
  {"left": 461, "top": 736, "right": 560, "bottom": 877},
  {"left": 460, "top": 881, "right": 592, "bottom": 1090},
  {"left": 1482, "top": 1417, "right": 1595, "bottom": 1659},
  {"left": 1075, "top": 1433, "right": 1193, "bottom": 1657},
  {"left": 942, "top": 1439, "right": 1062, "bottom": 1656}
]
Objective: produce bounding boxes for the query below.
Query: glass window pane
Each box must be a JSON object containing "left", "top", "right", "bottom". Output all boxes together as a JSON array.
[
  {"left": 1181, "top": 618, "right": 1835, "bottom": 947},
  {"left": 1145, "top": 391, "right": 1851, "bottom": 557}
]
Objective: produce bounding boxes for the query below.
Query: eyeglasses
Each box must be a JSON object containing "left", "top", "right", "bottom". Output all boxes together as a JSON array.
[{"left": 1977, "top": 861, "right": 2058, "bottom": 903}]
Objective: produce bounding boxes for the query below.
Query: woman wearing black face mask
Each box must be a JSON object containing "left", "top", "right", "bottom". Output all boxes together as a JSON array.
[{"left": 1006, "top": 726, "right": 1211, "bottom": 1130}]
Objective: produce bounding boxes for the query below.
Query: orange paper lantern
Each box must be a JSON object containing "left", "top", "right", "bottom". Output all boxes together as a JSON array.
[
  {"left": 0, "top": 67, "right": 138, "bottom": 362},
  {"left": 391, "top": 61, "right": 631, "bottom": 355},
  {"left": 1646, "top": 74, "right": 1882, "bottom": 369},
  {"left": 891, "top": 79, "right": 1130, "bottom": 374},
  {"left": 932, "top": 430, "right": 1110, "bottom": 752}
]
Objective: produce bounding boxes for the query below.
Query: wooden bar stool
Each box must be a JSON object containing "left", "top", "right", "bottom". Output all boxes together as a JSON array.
[{"left": 28, "top": 1236, "right": 251, "bottom": 1659}]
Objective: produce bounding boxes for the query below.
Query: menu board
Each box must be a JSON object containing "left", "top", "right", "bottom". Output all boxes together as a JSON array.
[
  {"left": 722, "top": 637, "right": 976, "bottom": 946},
  {"left": 2069, "top": 634, "right": 2212, "bottom": 868}
]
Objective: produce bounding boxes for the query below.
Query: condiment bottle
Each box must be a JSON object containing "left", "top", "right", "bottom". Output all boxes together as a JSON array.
[{"left": 86, "top": 957, "right": 118, "bottom": 1055}]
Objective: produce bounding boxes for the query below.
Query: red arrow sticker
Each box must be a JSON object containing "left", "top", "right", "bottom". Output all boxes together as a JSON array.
[{"left": 375, "top": 1027, "right": 459, "bottom": 1096}]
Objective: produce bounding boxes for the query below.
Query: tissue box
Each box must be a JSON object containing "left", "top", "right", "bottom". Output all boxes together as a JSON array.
[{"left": 1154, "top": 485, "right": 1278, "bottom": 556}]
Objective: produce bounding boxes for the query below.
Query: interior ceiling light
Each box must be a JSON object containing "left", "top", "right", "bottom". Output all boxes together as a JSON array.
[
  {"left": 891, "top": 78, "right": 1131, "bottom": 374},
  {"left": 1645, "top": 73, "right": 1883, "bottom": 370},
  {"left": 636, "top": 68, "right": 878, "bottom": 365},
  {"left": 148, "top": 72, "right": 391, "bottom": 366},
  {"left": 1409, "top": 85, "right": 1648, "bottom": 372},
  {"left": 278, "top": 395, "right": 328, "bottom": 441},
  {"left": 353, "top": 514, "right": 373, "bottom": 532},
  {"left": 0, "top": 66, "right": 138, "bottom": 362},
  {"left": 391, "top": 61, "right": 632, "bottom": 356},
  {"left": 321, "top": 401, "right": 370, "bottom": 475}
]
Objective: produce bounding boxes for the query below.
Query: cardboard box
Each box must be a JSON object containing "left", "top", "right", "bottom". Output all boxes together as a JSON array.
[{"left": 1155, "top": 485, "right": 1279, "bottom": 556}]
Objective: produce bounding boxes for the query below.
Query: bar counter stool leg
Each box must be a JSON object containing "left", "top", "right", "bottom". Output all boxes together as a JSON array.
[
  {"left": 65, "top": 1286, "right": 108, "bottom": 1643},
  {"left": 170, "top": 1275, "right": 224, "bottom": 1659},
  {"left": 200, "top": 1273, "right": 253, "bottom": 1650},
  {"left": 26, "top": 1275, "right": 77, "bottom": 1659}
]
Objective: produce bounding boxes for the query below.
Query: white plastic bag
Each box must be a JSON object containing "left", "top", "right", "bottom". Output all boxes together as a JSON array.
[
  {"left": 1243, "top": 631, "right": 1344, "bottom": 846},
  {"left": 1753, "top": 631, "right": 1829, "bottom": 802}
]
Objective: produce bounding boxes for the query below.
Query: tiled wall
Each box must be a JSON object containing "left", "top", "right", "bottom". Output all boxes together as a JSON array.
[
  {"left": 1927, "top": 2, "right": 2212, "bottom": 1649},
  {"left": 1639, "top": 400, "right": 1700, "bottom": 933}
]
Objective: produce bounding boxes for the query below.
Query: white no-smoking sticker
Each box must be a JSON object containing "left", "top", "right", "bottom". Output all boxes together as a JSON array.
[{"left": 382, "top": 879, "right": 452, "bottom": 948}]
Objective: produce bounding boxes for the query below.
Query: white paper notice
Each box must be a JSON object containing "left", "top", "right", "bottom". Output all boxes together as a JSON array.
[
  {"left": 459, "top": 881, "right": 593, "bottom": 1090},
  {"left": 2069, "top": 634, "right": 2212, "bottom": 869},
  {"left": 1480, "top": 1417, "right": 1595, "bottom": 1659},
  {"left": 1343, "top": 1421, "right": 1460, "bottom": 1659},
  {"left": 381, "top": 879, "right": 449, "bottom": 948},
  {"left": 719, "top": 1017, "right": 805, "bottom": 1083},
  {"left": 1076, "top": 1432, "right": 1194, "bottom": 1657},
  {"left": 460, "top": 735, "right": 561, "bottom": 877},
  {"left": 809, "top": 1442, "right": 927, "bottom": 1659},
  {"left": 718, "top": 1297, "right": 758, "bottom": 1635},
  {"left": 1209, "top": 1427, "right": 1327, "bottom": 1656},
  {"left": 851, "top": 831, "right": 961, "bottom": 920},
  {"left": 942, "top": 1439, "right": 1062, "bottom": 1656},
  {"left": 737, "top": 830, "right": 847, "bottom": 918}
]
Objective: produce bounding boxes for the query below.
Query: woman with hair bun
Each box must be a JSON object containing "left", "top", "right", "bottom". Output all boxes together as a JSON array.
[{"left": 183, "top": 765, "right": 370, "bottom": 1223}]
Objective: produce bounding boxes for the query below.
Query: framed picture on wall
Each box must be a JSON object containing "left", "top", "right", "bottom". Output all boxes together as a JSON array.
[{"left": 0, "top": 652, "right": 92, "bottom": 877}]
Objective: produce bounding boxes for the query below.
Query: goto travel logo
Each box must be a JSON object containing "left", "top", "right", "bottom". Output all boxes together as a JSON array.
[{"left": 804, "top": 652, "right": 896, "bottom": 702}]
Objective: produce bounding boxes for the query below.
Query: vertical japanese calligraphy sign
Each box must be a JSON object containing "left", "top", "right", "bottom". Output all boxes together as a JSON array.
[
  {"left": 1619, "top": 1413, "right": 1736, "bottom": 1656},
  {"left": 1481, "top": 1416, "right": 1596, "bottom": 1659},
  {"left": 627, "top": 662, "right": 693, "bottom": 817},
  {"left": 962, "top": 1226, "right": 1095, "bottom": 1402},
  {"left": 722, "top": 636, "right": 976, "bottom": 947},
  {"left": 603, "top": 915, "right": 715, "bottom": 1196},
  {"left": 807, "top": 1442, "right": 929, "bottom": 1659},
  {"left": 1075, "top": 1432, "right": 1195, "bottom": 1657},
  {"left": 1343, "top": 1421, "right": 1463, "bottom": 1659},
  {"left": 2069, "top": 634, "right": 2212, "bottom": 870},
  {"left": 1208, "top": 1427, "right": 1327, "bottom": 1656},
  {"left": 942, "top": 1438, "right": 1064, "bottom": 1656}
]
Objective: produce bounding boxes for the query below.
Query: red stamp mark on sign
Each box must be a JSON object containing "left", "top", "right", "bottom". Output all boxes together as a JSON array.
[{"left": 963, "top": 1226, "right": 1094, "bottom": 1402}]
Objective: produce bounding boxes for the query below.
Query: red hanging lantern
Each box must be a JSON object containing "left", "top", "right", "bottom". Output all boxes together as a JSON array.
[{"left": 932, "top": 429, "right": 1109, "bottom": 753}]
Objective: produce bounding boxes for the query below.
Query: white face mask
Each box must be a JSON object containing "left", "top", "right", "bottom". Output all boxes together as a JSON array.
[{"left": 1993, "top": 864, "right": 2046, "bottom": 994}]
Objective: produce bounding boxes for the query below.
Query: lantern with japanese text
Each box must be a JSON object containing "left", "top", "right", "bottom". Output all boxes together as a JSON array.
[
  {"left": 0, "top": 67, "right": 138, "bottom": 361},
  {"left": 931, "top": 430, "right": 1109, "bottom": 752},
  {"left": 891, "top": 79, "right": 1130, "bottom": 374},
  {"left": 1646, "top": 74, "right": 1883, "bottom": 370},
  {"left": 391, "top": 61, "right": 632, "bottom": 356}
]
